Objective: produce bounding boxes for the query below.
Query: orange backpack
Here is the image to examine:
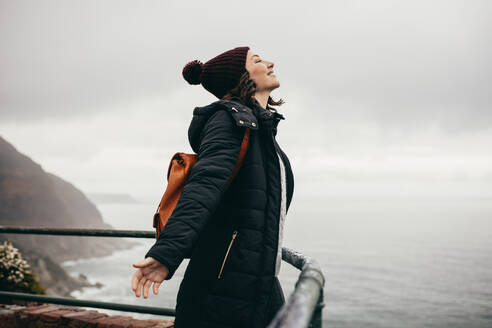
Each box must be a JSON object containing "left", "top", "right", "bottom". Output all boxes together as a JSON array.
[{"left": 153, "top": 127, "right": 251, "bottom": 243}]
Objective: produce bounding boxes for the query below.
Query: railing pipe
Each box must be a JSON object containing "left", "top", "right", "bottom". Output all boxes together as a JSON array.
[
  {"left": 0, "top": 226, "right": 154, "bottom": 238},
  {"left": 0, "top": 226, "right": 326, "bottom": 327},
  {"left": 268, "top": 247, "right": 326, "bottom": 328},
  {"left": 0, "top": 291, "right": 175, "bottom": 316}
]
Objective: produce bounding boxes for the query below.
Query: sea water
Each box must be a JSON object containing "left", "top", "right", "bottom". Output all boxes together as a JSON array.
[{"left": 61, "top": 199, "right": 492, "bottom": 327}]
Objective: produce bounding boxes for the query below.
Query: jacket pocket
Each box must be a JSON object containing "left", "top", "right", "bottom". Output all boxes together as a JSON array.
[{"left": 217, "top": 230, "right": 238, "bottom": 279}]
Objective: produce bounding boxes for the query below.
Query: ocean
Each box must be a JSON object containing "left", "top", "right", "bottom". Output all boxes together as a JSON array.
[{"left": 61, "top": 199, "right": 492, "bottom": 327}]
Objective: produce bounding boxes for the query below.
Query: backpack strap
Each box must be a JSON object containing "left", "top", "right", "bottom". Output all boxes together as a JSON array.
[
  {"left": 226, "top": 127, "right": 250, "bottom": 188},
  {"left": 153, "top": 127, "right": 250, "bottom": 228}
]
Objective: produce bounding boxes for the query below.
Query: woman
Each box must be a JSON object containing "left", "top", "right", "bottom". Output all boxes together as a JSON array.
[{"left": 131, "top": 46, "right": 294, "bottom": 328}]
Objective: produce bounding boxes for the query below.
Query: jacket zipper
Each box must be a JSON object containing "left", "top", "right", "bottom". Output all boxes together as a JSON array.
[{"left": 217, "top": 230, "right": 238, "bottom": 279}]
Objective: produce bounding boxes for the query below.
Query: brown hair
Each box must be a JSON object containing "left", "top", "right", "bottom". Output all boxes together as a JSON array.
[{"left": 221, "top": 71, "right": 284, "bottom": 113}]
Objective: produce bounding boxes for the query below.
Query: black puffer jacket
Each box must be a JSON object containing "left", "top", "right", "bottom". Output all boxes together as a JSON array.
[{"left": 145, "top": 97, "right": 294, "bottom": 328}]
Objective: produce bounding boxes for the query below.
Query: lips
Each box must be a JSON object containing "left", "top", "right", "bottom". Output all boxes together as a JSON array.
[{"left": 268, "top": 71, "right": 275, "bottom": 75}]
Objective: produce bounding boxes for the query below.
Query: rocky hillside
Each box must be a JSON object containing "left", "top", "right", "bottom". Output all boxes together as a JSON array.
[{"left": 0, "top": 135, "right": 138, "bottom": 296}]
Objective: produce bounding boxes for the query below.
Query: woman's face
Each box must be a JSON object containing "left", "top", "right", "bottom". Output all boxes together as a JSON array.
[{"left": 245, "top": 50, "right": 280, "bottom": 91}]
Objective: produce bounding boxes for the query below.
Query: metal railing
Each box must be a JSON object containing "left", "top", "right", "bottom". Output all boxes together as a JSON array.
[{"left": 0, "top": 226, "right": 325, "bottom": 328}]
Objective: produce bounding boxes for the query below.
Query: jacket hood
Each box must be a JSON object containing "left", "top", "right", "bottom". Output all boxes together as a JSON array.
[{"left": 187, "top": 97, "right": 285, "bottom": 153}]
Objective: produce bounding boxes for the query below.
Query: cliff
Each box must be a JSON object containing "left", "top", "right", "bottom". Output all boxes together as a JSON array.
[{"left": 0, "top": 135, "right": 138, "bottom": 297}]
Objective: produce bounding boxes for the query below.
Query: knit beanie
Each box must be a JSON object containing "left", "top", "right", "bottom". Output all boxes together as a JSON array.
[{"left": 182, "top": 46, "right": 250, "bottom": 99}]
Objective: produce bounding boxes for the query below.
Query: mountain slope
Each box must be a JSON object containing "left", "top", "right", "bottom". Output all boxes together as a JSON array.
[{"left": 0, "top": 135, "right": 137, "bottom": 296}]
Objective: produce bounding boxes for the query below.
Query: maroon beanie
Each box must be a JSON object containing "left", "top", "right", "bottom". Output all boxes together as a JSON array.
[{"left": 182, "top": 46, "right": 250, "bottom": 99}]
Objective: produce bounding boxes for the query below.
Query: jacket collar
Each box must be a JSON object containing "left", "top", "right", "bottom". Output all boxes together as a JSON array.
[
  {"left": 214, "top": 98, "right": 259, "bottom": 130},
  {"left": 216, "top": 97, "right": 285, "bottom": 132},
  {"left": 249, "top": 100, "right": 285, "bottom": 138}
]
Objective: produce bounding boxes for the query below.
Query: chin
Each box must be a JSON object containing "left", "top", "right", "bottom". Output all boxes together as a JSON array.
[
  {"left": 274, "top": 76, "right": 281, "bottom": 86},
  {"left": 271, "top": 80, "right": 280, "bottom": 90},
  {"left": 266, "top": 77, "right": 280, "bottom": 90},
  {"left": 258, "top": 79, "right": 280, "bottom": 92}
]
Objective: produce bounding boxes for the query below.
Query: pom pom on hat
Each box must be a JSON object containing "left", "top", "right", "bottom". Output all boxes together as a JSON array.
[{"left": 182, "top": 60, "right": 203, "bottom": 85}]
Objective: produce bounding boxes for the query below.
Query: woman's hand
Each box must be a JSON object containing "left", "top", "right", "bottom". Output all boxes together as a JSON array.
[{"left": 131, "top": 257, "right": 169, "bottom": 298}]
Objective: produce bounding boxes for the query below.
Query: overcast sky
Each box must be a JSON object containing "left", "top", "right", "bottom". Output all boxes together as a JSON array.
[{"left": 1, "top": 0, "right": 491, "bottom": 203}]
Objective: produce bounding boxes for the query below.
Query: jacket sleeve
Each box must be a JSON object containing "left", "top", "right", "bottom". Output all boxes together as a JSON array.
[{"left": 145, "top": 109, "right": 245, "bottom": 280}]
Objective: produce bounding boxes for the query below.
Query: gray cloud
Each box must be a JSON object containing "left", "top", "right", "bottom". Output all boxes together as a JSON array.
[
  {"left": 1, "top": 0, "right": 492, "bottom": 202},
  {"left": 1, "top": 0, "right": 491, "bottom": 133}
]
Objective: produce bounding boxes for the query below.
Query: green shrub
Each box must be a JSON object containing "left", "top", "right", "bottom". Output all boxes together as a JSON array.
[{"left": 0, "top": 240, "right": 45, "bottom": 294}]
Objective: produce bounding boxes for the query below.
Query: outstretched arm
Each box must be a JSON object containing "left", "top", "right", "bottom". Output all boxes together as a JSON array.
[{"left": 145, "top": 109, "right": 245, "bottom": 280}]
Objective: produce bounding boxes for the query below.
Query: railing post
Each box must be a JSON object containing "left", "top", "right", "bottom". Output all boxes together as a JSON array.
[{"left": 309, "top": 289, "right": 325, "bottom": 328}]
